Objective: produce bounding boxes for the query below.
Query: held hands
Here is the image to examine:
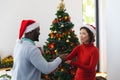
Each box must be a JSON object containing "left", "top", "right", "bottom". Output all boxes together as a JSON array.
[
  {"left": 59, "top": 54, "right": 68, "bottom": 61},
  {"left": 65, "top": 60, "right": 71, "bottom": 64}
]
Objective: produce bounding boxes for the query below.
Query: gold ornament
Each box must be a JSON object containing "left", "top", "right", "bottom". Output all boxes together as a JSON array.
[
  {"left": 54, "top": 30, "right": 57, "bottom": 33},
  {"left": 51, "top": 36, "right": 54, "bottom": 38},
  {"left": 66, "top": 39, "right": 69, "bottom": 42},
  {"left": 50, "top": 33, "right": 54, "bottom": 38},
  {"left": 62, "top": 33, "right": 65, "bottom": 36},
  {"left": 68, "top": 32, "right": 70, "bottom": 34},
  {"left": 64, "top": 16, "right": 68, "bottom": 20},
  {"left": 54, "top": 50, "right": 58, "bottom": 54},
  {"left": 68, "top": 35, "right": 71, "bottom": 38},
  {"left": 61, "top": 24, "right": 64, "bottom": 27},
  {"left": 70, "top": 43, "right": 74, "bottom": 46},
  {"left": 54, "top": 50, "right": 57, "bottom": 52},
  {"left": 58, "top": 0, "right": 65, "bottom": 11},
  {"left": 61, "top": 68, "right": 64, "bottom": 72},
  {"left": 58, "top": 38, "right": 61, "bottom": 40}
]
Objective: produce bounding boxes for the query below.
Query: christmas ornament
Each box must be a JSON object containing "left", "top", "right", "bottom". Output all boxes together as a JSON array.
[
  {"left": 52, "top": 19, "right": 59, "bottom": 24},
  {"left": 62, "top": 47, "right": 64, "bottom": 50},
  {"left": 46, "top": 51, "right": 51, "bottom": 54},
  {"left": 50, "top": 33, "right": 54, "bottom": 38},
  {"left": 54, "top": 50, "right": 58, "bottom": 54},
  {"left": 54, "top": 50, "right": 57, "bottom": 52},
  {"left": 59, "top": 15, "right": 62, "bottom": 18},
  {"left": 61, "top": 68, "right": 64, "bottom": 72},
  {"left": 66, "top": 39, "right": 69, "bottom": 42},
  {"left": 67, "top": 16, "right": 70, "bottom": 21},
  {"left": 51, "top": 36, "right": 54, "bottom": 38},
  {"left": 68, "top": 35, "right": 71, "bottom": 38},
  {"left": 70, "top": 43, "right": 74, "bottom": 46},
  {"left": 70, "top": 29, "right": 72, "bottom": 32},
  {"left": 59, "top": 18, "right": 62, "bottom": 21},
  {"left": 54, "top": 30, "right": 57, "bottom": 33},
  {"left": 58, "top": 38, "right": 61, "bottom": 41},
  {"left": 58, "top": 34, "right": 62, "bottom": 38},
  {"left": 70, "top": 70, "right": 75, "bottom": 75},
  {"left": 48, "top": 43, "right": 55, "bottom": 49},
  {"left": 57, "top": 0, "right": 65, "bottom": 11},
  {"left": 62, "top": 33, "right": 65, "bottom": 36},
  {"left": 64, "top": 16, "right": 68, "bottom": 20},
  {"left": 61, "top": 24, "right": 64, "bottom": 27},
  {"left": 45, "top": 75, "right": 49, "bottom": 79},
  {"left": 68, "top": 32, "right": 70, "bottom": 34}
]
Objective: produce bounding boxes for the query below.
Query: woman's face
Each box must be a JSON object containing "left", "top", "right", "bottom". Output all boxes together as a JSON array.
[{"left": 80, "top": 28, "right": 89, "bottom": 44}]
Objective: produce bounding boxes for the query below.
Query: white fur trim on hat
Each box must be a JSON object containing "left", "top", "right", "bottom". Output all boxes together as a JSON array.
[
  {"left": 82, "top": 25, "right": 96, "bottom": 35},
  {"left": 25, "top": 22, "right": 39, "bottom": 33}
]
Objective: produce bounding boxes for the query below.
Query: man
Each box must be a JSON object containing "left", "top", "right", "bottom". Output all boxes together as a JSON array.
[{"left": 11, "top": 20, "right": 66, "bottom": 80}]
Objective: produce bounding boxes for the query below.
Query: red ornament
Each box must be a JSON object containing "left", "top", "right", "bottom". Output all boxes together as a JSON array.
[
  {"left": 70, "top": 70, "right": 75, "bottom": 75},
  {"left": 59, "top": 18, "right": 63, "bottom": 21},
  {"left": 62, "top": 47, "right": 64, "bottom": 50},
  {"left": 56, "top": 34, "right": 62, "bottom": 38},
  {"left": 48, "top": 43, "right": 55, "bottom": 49},
  {"left": 67, "top": 16, "right": 70, "bottom": 21},
  {"left": 52, "top": 19, "right": 59, "bottom": 24},
  {"left": 70, "top": 29, "right": 72, "bottom": 32}
]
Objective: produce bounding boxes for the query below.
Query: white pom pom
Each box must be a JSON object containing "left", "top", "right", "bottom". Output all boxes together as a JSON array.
[{"left": 16, "top": 39, "right": 22, "bottom": 43}]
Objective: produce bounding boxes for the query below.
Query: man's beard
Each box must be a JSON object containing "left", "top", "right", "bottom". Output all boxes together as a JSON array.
[
  {"left": 33, "top": 32, "right": 39, "bottom": 41},
  {"left": 34, "top": 35, "right": 39, "bottom": 41}
]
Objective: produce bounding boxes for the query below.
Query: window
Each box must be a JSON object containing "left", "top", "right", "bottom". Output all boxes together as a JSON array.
[{"left": 82, "top": 0, "right": 99, "bottom": 72}]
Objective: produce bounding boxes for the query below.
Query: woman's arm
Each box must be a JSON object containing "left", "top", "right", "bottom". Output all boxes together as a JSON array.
[
  {"left": 66, "top": 46, "right": 79, "bottom": 60},
  {"left": 71, "top": 48, "right": 99, "bottom": 72}
]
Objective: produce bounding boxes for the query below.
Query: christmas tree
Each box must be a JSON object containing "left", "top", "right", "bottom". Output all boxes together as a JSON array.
[{"left": 42, "top": 0, "right": 79, "bottom": 80}]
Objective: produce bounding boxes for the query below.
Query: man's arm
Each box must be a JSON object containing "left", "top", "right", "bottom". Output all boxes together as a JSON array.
[{"left": 29, "top": 48, "right": 66, "bottom": 74}]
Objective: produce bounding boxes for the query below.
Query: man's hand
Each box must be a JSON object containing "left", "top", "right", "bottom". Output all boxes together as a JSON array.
[
  {"left": 65, "top": 60, "right": 71, "bottom": 64},
  {"left": 59, "top": 54, "right": 68, "bottom": 61}
]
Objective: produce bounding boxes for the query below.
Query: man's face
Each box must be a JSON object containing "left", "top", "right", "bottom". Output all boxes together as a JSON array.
[{"left": 33, "top": 27, "right": 40, "bottom": 41}]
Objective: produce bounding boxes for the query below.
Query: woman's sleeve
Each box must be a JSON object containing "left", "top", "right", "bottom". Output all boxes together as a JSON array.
[
  {"left": 66, "top": 46, "right": 79, "bottom": 60},
  {"left": 71, "top": 48, "right": 99, "bottom": 72}
]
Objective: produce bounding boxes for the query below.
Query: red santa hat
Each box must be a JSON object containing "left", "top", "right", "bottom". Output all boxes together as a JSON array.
[
  {"left": 19, "top": 20, "right": 39, "bottom": 39},
  {"left": 82, "top": 24, "right": 96, "bottom": 36}
]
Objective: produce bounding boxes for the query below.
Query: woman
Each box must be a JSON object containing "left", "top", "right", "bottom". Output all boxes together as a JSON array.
[{"left": 65, "top": 24, "right": 99, "bottom": 80}]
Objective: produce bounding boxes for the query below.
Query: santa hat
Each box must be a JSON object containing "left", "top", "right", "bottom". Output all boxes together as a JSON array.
[
  {"left": 19, "top": 20, "right": 39, "bottom": 39},
  {"left": 82, "top": 24, "right": 96, "bottom": 36}
]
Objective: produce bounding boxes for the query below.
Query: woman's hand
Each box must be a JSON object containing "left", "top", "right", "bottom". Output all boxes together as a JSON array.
[{"left": 65, "top": 60, "right": 71, "bottom": 64}]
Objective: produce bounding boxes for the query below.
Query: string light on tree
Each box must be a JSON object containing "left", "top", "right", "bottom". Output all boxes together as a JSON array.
[
  {"left": 66, "top": 39, "right": 70, "bottom": 42},
  {"left": 61, "top": 24, "right": 64, "bottom": 27}
]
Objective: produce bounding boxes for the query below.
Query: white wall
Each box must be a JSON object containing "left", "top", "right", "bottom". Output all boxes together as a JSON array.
[
  {"left": 99, "top": 0, "right": 107, "bottom": 72},
  {"left": 0, "top": 0, "right": 82, "bottom": 58},
  {"left": 106, "top": 0, "right": 120, "bottom": 79}
]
